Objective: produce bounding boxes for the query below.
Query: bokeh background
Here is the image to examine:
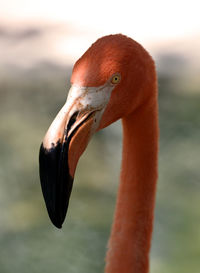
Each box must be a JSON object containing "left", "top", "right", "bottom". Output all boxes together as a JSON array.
[{"left": 0, "top": 1, "right": 200, "bottom": 272}]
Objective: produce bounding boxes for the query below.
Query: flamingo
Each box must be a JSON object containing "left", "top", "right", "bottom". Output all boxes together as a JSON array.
[{"left": 39, "top": 34, "right": 159, "bottom": 273}]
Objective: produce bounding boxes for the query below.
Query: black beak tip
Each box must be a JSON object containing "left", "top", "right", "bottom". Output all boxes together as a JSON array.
[
  {"left": 50, "top": 217, "right": 63, "bottom": 229},
  {"left": 39, "top": 142, "right": 74, "bottom": 229},
  {"left": 54, "top": 223, "right": 62, "bottom": 229}
]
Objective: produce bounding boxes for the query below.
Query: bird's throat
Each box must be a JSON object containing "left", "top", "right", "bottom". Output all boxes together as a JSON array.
[{"left": 105, "top": 98, "right": 159, "bottom": 273}]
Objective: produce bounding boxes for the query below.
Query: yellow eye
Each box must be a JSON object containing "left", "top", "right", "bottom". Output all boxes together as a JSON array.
[{"left": 111, "top": 74, "right": 121, "bottom": 84}]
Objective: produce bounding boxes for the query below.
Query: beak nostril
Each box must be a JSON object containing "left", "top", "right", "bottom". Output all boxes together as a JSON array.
[{"left": 67, "top": 111, "right": 79, "bottom": 134}]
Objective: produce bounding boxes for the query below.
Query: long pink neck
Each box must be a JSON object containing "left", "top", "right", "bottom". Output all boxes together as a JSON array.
[{"left": 105, "top": 97, "right": 159, "bottom": 273}]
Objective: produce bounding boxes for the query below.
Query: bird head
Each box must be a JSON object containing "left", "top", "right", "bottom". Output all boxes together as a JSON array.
[{"left": 39, "top": 34, "right": 155, "bottom": 228}]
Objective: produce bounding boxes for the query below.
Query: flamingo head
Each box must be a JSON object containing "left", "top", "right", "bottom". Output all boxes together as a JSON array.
[{"left": 39, "top": 34, "right": 155, "bottom": 228}]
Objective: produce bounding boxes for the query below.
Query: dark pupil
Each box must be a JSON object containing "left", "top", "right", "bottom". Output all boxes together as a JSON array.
[{"left": 115, "top": 77, "right": 117, "bottom": 81}]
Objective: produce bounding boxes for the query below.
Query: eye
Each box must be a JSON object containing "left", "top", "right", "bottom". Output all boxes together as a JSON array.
[{"left": 111, "top": 74, "right": 121, "bottom": 84}]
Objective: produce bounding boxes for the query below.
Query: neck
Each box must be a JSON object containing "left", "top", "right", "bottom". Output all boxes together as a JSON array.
[{"left": 105, "top": 98, "right": 159, "bottom": 273}]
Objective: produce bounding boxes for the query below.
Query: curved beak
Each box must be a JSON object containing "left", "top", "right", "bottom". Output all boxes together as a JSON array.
[{"left": 39, "top": 83, "right": 113, "bottom": 228}]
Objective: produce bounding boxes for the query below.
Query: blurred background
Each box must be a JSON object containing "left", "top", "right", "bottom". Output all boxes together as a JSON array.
[{"left": 0, "top": 1, "right": 200, "bottom": 272}]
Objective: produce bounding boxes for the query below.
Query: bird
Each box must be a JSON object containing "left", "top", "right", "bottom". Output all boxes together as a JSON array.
[{"left": 39, "top": 34, "right": 159, "bottom": 273}]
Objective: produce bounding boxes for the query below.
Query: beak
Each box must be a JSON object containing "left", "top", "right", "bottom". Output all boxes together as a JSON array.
[{"left": 39, "top": 83, "right": 113, "bottom": 228}]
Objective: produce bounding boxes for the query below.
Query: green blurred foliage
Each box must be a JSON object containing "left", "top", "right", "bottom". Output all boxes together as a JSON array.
[{"left": 0, "top": 63, "right": 200, "bottom": 273}]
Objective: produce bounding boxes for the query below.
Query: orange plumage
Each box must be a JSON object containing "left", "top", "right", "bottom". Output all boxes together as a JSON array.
[{"left": 39, "top": 34, "right": 159, "bottom": 273}]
